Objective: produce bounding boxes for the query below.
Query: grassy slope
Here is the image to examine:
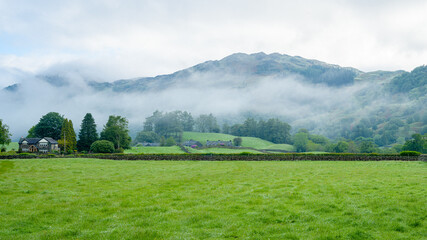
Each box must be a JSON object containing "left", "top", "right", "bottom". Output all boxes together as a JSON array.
[
  {"left": 3, "top": 142, "right": 19, "bottom": 151},
  {"left": 124, "top": 146, "right": 185, "bottom": 154},
  {"left": 262, "top": 143, "right": 294, "bottom": 151},
  {"left": 1, "top": 159, "right": 426, "bottom": 239},
  {"left": 183, "top": 131, "right": 294, "bottom": 150},
  {"left": 186, "top": 148, "right": 262, "bottom": 154}
]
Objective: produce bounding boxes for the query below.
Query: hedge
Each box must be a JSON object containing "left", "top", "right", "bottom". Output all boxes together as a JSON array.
[{"left": 1, "top": 153, "right": 423, "bottom": 161}]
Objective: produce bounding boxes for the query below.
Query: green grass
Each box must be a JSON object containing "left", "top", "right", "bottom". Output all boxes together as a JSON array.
[
  {"left": 183, "top": 131, "right": 288, "bottom": 149},
  {"left": 2, "top": 142, "right": 19, "bottom": 151},
  {"left": 124, "top": 146, "right": 185, "bottom": 154},
  {"left": 262, "top": 143, "right": 295, "bottom": 151},
  {"left": 186, "top": 147, "right": 263, "bottom": 154},
  {"left": 1, "top": 159, "right": 426, "bottom": 239}
]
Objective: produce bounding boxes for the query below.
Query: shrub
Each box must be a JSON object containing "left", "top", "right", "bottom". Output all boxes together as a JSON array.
[
  {"left": 165, "top": 137, "right": 176, "bottom": 146},
  {"left": 233, "top": 137, "right": 242, "bottom": 146},
  {"left": 90, "top": 140, "right": 115, "bottom": 153},
  {"left": 1, "top": 147, "right": 6, "bottom": 152},
  {"left": 114, "top": 148, "right": 124, "bottom": 153},
  {"left": 239, "top": 152, "right": 253, "bottom": 155},
  {"left": 399, "top": 151, "right": 421, "bottom": 156}
]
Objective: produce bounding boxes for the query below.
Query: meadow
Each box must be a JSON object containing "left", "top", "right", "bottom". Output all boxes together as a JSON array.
[
  {"left": 124, "top": 146, "right": 185, "bottom": 154},
  {"left": 0, "top": 159, "right": 426, "bottom": 239},
  {"left": 183, "top": 131, "right": 295, "bottom": 151}
]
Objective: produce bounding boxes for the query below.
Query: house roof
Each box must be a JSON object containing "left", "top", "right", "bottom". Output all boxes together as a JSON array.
[
  {"left": 19, "top": 138, "right": 41, "bottom": 144},
  {"left": 43, "top": 137, "right": 58, "bottom": 144},
  {"left": 19, "top": 137, "right": 58, "bottom": 144}
]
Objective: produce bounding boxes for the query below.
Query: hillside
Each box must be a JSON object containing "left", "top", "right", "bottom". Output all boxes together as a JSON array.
[
  {"left": 1, "top": 52, "right": 425, "bottom": 144},
  {"left": 183, "top": 132, "right": 294, "bottom": 151},
  {"left": 85, "top": 52, "right": 362, "bottom": 93}
]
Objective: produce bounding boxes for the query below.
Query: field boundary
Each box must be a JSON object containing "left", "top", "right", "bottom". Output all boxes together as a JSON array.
[{"left": 0, "top": 153, "right": 424, "bottom": 161}]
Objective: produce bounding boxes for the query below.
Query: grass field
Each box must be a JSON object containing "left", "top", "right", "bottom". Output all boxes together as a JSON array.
[
  {"left": 3, "top": 142, "right": 19, "bottom": 151},
  {"left": 262, "top": 143, "right": 294, "bottom": 151},
  {"left": 124, "top": 146, "right": 185, "bottom": 154},
  {"left": 186, "top": 147, "right": 263, "bottom": 154},
  {"left": 183, "top": 131, "right": 294, "bottom": 150},
  {"left": 1, "top": 159, "right": 426, "bottom": 239}
]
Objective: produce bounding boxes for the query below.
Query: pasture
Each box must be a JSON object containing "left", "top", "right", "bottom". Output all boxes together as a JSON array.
[
  {"left": 0, "top": 159, "right": 426, "bottom": 239},
  {"left": 183, "top": 131, "right": 295, "bottom": 151}
]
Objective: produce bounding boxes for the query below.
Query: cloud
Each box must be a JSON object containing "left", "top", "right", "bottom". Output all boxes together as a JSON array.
[
  {"left": 0, "top": 63, "right": 381, "bottom": 141},
  {"left": 0, "top": 0, "right": 426, "bottom": 78}
]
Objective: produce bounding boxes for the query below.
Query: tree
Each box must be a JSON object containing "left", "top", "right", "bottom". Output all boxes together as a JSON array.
[
  {"left": 58, "top": 119, "right": 77, "bottom": 152},
  {"left": 100, "top": 115, "right": 131, "bottom": 149},
  {"left": 90, "top": 140, "right": 114, "bottom": 153},
  {"left": 293, "top": 132, "right": 308, "bottom": 152},
  {"left": 33, "top": 112, "right": 64, "bottom": 139},
  {"left": 178, "top": 111, "right": 195, "bottom": 131},
  {"left": 77, "top": 113, "right": 98, "bottom": 152},
  {"left": 195, "top": 114, "right": 219, "bottom": 133},
  {"left": 334, "top": 141, "right": 349, "bottom": 153},
  {"left": 233, "top": 137, "right": 242, "bottom": 146},
  {"left": 0, "top": 119, "right": 11, "bottom": 147},
  {"left": 165, "top": 137, "right": 176, "bottom": 146},
  {"left": 134, "top": 131, "right": 160, "bottom": 144},
  {"left": 402, "top": 133, "right": 426, "bottom": 153},
  {"left": 27, "top": 125, "right": 36, "bottom": 138},
  {"left": 359, "top": 140, "right": 378, "bottom": 153}
]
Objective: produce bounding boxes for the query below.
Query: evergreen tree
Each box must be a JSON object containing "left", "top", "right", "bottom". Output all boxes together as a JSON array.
[
  {"left": 77, "top": 113, "right": 98, "bottom": 151},
  {"left": 59, "top": 119, "right": 77, "bottom": 152}
]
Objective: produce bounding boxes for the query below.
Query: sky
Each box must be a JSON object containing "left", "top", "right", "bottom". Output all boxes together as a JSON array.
[{"left": 1, "top": 0, "right": 427, "bottom": 87}]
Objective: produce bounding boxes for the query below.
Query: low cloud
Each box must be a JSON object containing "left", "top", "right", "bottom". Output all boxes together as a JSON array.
[{"left": 0, "top": 63, "right": 390, "bottom": 141}]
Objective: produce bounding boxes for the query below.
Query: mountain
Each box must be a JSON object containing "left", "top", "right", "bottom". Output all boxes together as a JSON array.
[
  {"left": 87, "top": 52, "right": 363, "bottom": 92},
  {"left": 1, "top": 53, "right": 426, "bottom": 145}
]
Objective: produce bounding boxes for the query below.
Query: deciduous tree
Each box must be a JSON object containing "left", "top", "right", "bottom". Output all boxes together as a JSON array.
[
  {"left": 100, "top": 115, "right": 131, "bottom": 149},
  {"left": 0, "top": 119, "right": 11, "bottom": 147},
  {"left": 33, "top": 112, "right": 64, "bottom": 139}
]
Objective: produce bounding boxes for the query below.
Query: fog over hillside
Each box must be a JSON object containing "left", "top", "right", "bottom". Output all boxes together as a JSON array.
[{"left": 1, "top": 52, "right": 425, "bottom": 141}]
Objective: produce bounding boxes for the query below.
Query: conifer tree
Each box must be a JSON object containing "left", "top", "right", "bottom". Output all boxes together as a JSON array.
[
  {"left": 59, "top": 119, "right": 77, "bottom": 152},
  {"left": 77, "top": 113, "right": 98, "bottom": 151}
]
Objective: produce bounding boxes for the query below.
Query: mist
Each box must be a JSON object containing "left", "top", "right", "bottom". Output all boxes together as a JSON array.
[{"left": 0, "top": 61, "right": 396, "bottom": 141}]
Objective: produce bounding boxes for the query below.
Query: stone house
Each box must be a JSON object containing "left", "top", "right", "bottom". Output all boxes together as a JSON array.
[
  {"left": 18, "top": 137, "right": 59, "bottom": 153},
  {"left": 206, "top": 140, "right": 233, "bottom": 147},
  {"left": 183, "top": 140, "right": 202, "bottom": 147}
]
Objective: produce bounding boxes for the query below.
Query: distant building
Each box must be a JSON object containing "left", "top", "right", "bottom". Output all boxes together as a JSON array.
[
  {"left": 18, "top": 137, "right": 59, "bottom": 153},
  {"left": 183, "top": 140, "right": 202, "bottom": 147},
  {"left": 206, "top": 140, "right": 233, "bottom": 147},
  {"left": 141, "top": 142, "right": 161, "bottom": 147}
]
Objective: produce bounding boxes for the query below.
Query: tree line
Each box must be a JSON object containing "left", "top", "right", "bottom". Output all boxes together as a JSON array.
[{"left": 24, "top": 112, "right": 131, "bottom": 153}]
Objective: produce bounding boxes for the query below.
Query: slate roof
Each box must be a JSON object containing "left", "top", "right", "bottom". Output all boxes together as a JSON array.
[
  {"left": 19, "top": 137, "right": 58, "bottom": 144},
  {"left": 19, "top": 138, "right": 41, "bottom": 144},
  {"left": 44, "top": 137, "right": 58, "bottom": 144}
]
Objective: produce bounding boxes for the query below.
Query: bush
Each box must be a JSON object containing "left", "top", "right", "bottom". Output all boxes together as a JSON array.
[
  {"left": 90, "top": 140, "right": 115, "bottom": 153},
  {"left": 239, "top": 152, "right": 253, "bottom": 155},
  {"left": 233, "top": 137, "right": 242, "bottom": 146},
  {"left": 165, "top": 137, "right": 176, "bottom": 146},
  {"left": 114, "top": 148, "right": 124, "bottom": 153},
  {"left": 1, "top": 147, "right": 6, "bottom": 152},
  {"left": 399, "top": 151, "right": 421, "bottom": 156}
]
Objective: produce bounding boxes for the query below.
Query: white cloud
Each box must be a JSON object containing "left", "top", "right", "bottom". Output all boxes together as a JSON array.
[{"left": 0, "top": 0, "right": 426, "bottom": 77}]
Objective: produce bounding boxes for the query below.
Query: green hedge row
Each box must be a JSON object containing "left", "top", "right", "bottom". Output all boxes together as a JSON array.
[
  {"left": 0, "top": 153, "right": 423, "bottom": 161},
  {"left": 80, "top": 153, "right": 421, "bottom": 161}
]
